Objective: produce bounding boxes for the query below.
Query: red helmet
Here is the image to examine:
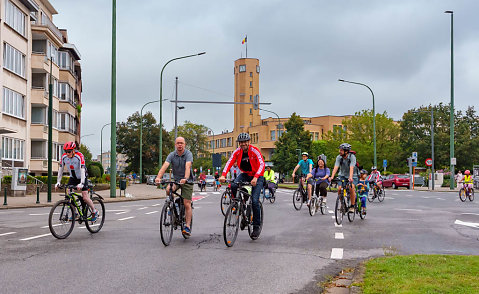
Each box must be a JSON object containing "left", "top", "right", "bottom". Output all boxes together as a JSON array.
[
  {"left": 63, "top": 141, "right": 76, "bottom": 151},
  {"left": 465, "top": 170, "right": 470, "bottom": 175}
]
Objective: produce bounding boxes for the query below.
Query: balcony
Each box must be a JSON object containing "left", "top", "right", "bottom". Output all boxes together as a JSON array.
[
  {"left": 30, "top": 125, "right": 48, "bottom": 140},
  {"left": 31, "top": 87, "right": 48, "bottom": 105},
  {"left": 31, "top": 14, "right": 63, "bottom": 44}
]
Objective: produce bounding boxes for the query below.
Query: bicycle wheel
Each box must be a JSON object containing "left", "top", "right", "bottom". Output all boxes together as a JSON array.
[
  {"left": 293, "top": 190, "right": 303, "bottom": 210},
  {"left": 85, "top": 196, "right": 105, "bottom": 233},
  {"left": 248, "top": 201, "right": 263, "bottom": 240},
  {"left": 378, "top": 188, "right": 385, "bottom": 202},
  {"left": 367, "top": 189, "right": 375, "bottom": 203},
  {"left": 269, "top": 193, "right": 276, "bottom": 204},
  {"left": 309, "top": 197, "right": 317, "bottom": 216},
  {"left": 347, "top": 203, "right": 355, "bottom": 222},
  {"left": 320, "top": 198, "right": 326, "bottom": 215},
  {"left": 49, "top": 200, "right": 75, "bottom": 239},
  {"left": 160, "top": 202, "right": 174, "bottom": 246},
  {"left": 223, "top": 202, "right": 240, "bottom": 247},
  {"left": 220, "top": 191, "right": 230, "bottom": 216},
  {"left": 469, "top": 189, "right": 474, "bottom": 202},
  {"left": 359, "top": 205, "right": 366, "bottom": 220},
  {"left": 459, "top": 189, "right": 467, "bottom": 202},
  {"left": 335, "top": 196, "right": 343, "bottom": 225}
]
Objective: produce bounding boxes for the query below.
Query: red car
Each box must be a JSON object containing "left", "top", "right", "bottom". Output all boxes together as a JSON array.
[{"left": 382, "top": 174, "right": 410, "bottom": 189}]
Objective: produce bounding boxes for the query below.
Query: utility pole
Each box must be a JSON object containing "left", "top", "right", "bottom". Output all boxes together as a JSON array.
[
  {"left": 445, "top": 10, "right": 455, "bottom": 190},
  {"left": 47, "top": 50, "right": 53, "bottom": 203},
  {"left": 174, "top": 77, "right": 178, "bottom": 138},
  {"left": 110, "top": 0, "right": 117, "bottom": 197}
]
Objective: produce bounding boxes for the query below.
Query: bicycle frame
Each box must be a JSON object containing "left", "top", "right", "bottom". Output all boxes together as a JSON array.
[
  {"left": 164, "top": 182, "right": 186, "bottom": 227},
  {"left": 232, "top": 184, "right": 254, "bottom": 225},
  {"left": 63, "top": 186, "right": 87, "bottom": 219}
]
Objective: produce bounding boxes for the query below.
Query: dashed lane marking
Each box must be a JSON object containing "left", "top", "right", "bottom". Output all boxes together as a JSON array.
[
  {"left": 137, "top": 207, "right": 149, "bottom": 210},
  {"left": 454, "top": 220, "right": 479, "bottom": 229},
  {"left": 462, "top": 213, "right": 479, "bottom": 216},
  {"left": 395, "top": 208, "right": 422, "bottom": 212},
  {"left": 121, "top": 205, "right": 145, "bottom": 207},
  {"left": 331, "top": 216, "right": 335, "bottom": 219},
  {"left": 115, "top": 211, "right": 129, "bottom": 215},
  {"left": 328, "top": 210, "right": 334, "bottom": 214},
  {"left": 437, "top": 198, "right": 445, "bottom": 200},
  {"left": 29, "top": 213, "right": 56, "bottom": 216},
  {"left": 118, "top": 216, "right": 135, "bottom": 221},
  {"left": 20, "top": 233, "right": 51, "bottom": 241},
  {"left": 331, "top": 248, "right": 343, "bottom": 259},
  {"left": 212, "top": 192, "right": 221, "bottom": 195},
  {"left": 0, "top": 232, "right": 16, "bottom": 237},
  {"left": 334, "top": 223, "right": 342, "bottom": 228},
  {"left": 145, "top": 211, "right": 158, "bottom": 215},
  {"left": 335, "top": 233, "right": 344, "bottom": 239},
  {"left": 384, "top": 197, "right": 395, "bottom": 200},
  {"left": 41, "top": 224, "right": 61, "bottom": 228},
  {"left": 199, "top": 192, "right": 207, "bottom": 195},
  {"left": 151, "top": 204, "right": 161, "bottom": 207}
]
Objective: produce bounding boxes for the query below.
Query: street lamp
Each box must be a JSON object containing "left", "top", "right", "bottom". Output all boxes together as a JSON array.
[
  {"left": 100, "top": 123, "right": 111, "bottom": 173},
  {"left": 80, "top": 133, "right": 94, "bottom": 139},
  {"left": 445, "top": 10, "right": 455, "bottom": 190},
  {"left": 159, "top": 52, "right": 206, "bottom": 168},
  {"left": 259, "top": 108, "right": 282, "bottom": 141},
  {"left": 339, "top": 79, "right": 376, "bottom": 167},
  {"left": 207, "top": 128, "right": 215, "bottom": 172},
  {"left": 139, "top": 99, "right": 159, "bottom": 184}
]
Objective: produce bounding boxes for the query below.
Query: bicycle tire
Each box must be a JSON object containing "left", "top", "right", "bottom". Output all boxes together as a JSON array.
[
  {"left": 359, "top": 205, "right": 366, "bottom": 220},
  {"left": 293, "top": 190, "right": 303, "bottom": 210},
  {"left": 85, "top": 197, "right": 105, "bottom": 233},
  {"left": 378, "top": 188, "right": 385, "bottom": 202},
  {"left": 309, "top": 197, "right": 316, "bottom": 216},
  {"left": 248, "top": 201, "right": 263, "bottom": 240},
  {"left": 320, "top": 198, "right": 326, "bottom": 215},
  {"left": 269, "top": 194, "right": 276, "bottom": 204},
  {"left": 49, "top": 200, "right": 75, "bottom": 239},
  {"left": 220, "top": 191, "right": 230, "bottom": 216},
  {"left": 367, "top": 189, "right": 375, "bottom": 203},
  {"left": 223, "top": 202, "right": 240, "bottom": 247},
  {"left": 160, "top": 202, "right": 174, "bottom": 246},
  {"left": 469, "top": 189, "right": 474, "bottom": 202},
  {"left": 335, "top": 196, "right": 343, "bottom": 225},
  {"left": 347, "top": 204, "right": 355, "bottom": 222},
  {"left": 459, "top": 189, "right": 467, "bottom": 202}
]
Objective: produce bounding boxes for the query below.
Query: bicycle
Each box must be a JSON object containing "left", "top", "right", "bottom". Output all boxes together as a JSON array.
[
  {"left": 159, "top": 181, "right": 194, "bottom": 246},
  {"left": 332, "top": 178, "right": 352, "bottom": 225},
  {"left": 367, "top": 182, "right": 385, "bottom": 203},
  {"left": 293, "top": 176, "right": 308, "bottom": 210},
  {"left": 220, "top": 181, "right": 232, "bottom": 216},
  {"left": 308, "top": 179, "right": 327, "bottom": 217},
  {"left": 223, "top": 182, "right": 264, "bottom": 247},
  {"left": 349, "top": 194, "right": 367, "bottom": 221},
  {"left": 459, "top": 183, "right": 474, "bottom": 202},
  {"left": 48, "top": 184, "right": 105, "bottom": 239},
  {"left": 261, "top": 180, "right": 276, "bottom": 204}
]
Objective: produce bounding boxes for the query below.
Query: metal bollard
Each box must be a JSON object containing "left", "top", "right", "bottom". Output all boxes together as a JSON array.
[
  {"left": 36, "top": 186, "right": 40, "bottom": 204},
  {"left": 3, "top": 188, "right": 7, "bottom": 206}
]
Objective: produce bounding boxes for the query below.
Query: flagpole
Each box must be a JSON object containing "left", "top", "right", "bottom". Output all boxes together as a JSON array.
[{"left": 246, "top": 35, "right": 248, "bottom": 58}]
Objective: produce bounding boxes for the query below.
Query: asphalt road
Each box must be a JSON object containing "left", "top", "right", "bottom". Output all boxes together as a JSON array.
[{"left": 1, "top": 186, "right": 478, "bottom": 293}]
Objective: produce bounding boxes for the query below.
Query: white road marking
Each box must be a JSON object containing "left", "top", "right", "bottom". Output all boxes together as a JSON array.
[
  {"left": 145, "top": 211, "right": 158, "bottom": 215},
  {"left": 121, "top": 205, "right": 144, "bottom": 207},
  {"left": 137, "top": 207, "right": 149, "bottom": 210},
  {"left": 331, "top": 216, "right": 335, "bottom": 219},
  {"left": 422, "top": 196, "right": 431, "bottom": 199},
  {"left": 395, "top": 208, "right": 422, "bottom": 212},
  {"left": 385, "top": 197, "right": 395, "bottom": 200},
  {"left": 334, "top": 223, "right": 342, "bottom": 228},
  {"left": 20, "top": 233, "right": 51, "bottom": 241},
  {"left": 436, "top": 198, "right": 445, "bottom": 200},
  {"left": 107, "top": 209, "right": 128, "bottom": 212},
  {"left": 212, "top": 192, "right": 221, "bottom": 195},
  {"left": 29, "top": 213, "right": 56, "bottom": 216},
  {"left": 151, "top": 204, "right": 161, "bottom": 207},
  {"left": 199, "top": 192, "right": 207, "bottom": 195},
  {"left": 454, "top": 220, "right": 479, "bottom": 229},
  {"left": 78, "top": 224, "right": 100, "bottom": 229},
  {"left": 0, "top": 232, "right": 16, "bottom": 237},
  {"left": 328, "top": 210, "right": 334, "bottom": 214},
  {"left": 115, "top": 211, "right": 129, "bottom": 215},
  {"left": 118, "top": 216, "right": 135, "bottom": 221},
  {"left": 331, "top": 248, "right": 343, "bottom": 259},
  {"left": 41, "top": 224, "right": 62, "bottom": 228},
  {"left": 461, "top": 213, "right": 479, "bottom": 216},
  {"left": 335, "top": 233, "right": 344, "bottom": 239}
]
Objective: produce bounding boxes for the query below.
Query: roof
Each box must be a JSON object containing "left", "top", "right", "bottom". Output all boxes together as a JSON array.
[{"left": 62, "top": 43, "right": 81, "bottom": 60}]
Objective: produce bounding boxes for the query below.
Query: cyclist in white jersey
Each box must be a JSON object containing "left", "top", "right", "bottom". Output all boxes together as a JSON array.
[{"left": 55, "top": 141, "right": 98, "bottom": 221}]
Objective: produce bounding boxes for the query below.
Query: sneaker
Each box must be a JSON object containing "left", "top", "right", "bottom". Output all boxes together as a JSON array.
[
  {"left": 182, "top": 226, "right": 191, "bottom": 237},
  {"left": 91, "top": 210, "right": 99, "bottom": 222},
  {"left": 251, "top": 225, "right": 261, "bottom": 239},
  {"left": 348, "top": 206, "right": 355, "bottom": 213}
]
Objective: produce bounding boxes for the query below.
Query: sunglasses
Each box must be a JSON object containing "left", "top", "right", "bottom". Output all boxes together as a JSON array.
[{"left": 65, "top": 150, "right": 74, "bottom": 153}]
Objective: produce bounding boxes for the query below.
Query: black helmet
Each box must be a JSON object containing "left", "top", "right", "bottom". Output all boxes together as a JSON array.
[
  {"left": 237, "top": 132, "right": 251, "bottom": 142},
  {"left": 339, "top": 143, "right": 351, "bottom": 151}
]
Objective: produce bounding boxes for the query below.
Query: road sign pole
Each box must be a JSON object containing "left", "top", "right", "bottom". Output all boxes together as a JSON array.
[{"left": 408, "top": 157, "right": 413, "bottom": 190}]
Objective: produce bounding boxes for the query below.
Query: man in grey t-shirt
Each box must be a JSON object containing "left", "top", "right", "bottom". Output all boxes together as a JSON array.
[
  {"left": 329, "top": 143, "right": 358, "bottom": 212},
  {"left": 155, "top": 137, "right": 194, "bottom": 236}
]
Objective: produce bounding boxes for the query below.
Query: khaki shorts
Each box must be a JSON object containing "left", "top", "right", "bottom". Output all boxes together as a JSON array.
[{"left": 179, "top": 183, "right": 193, "bottom": 201}]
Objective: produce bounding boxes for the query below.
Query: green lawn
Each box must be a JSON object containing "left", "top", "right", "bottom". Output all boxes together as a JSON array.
[{"left": 362, "top": 255, "right": 479, "bottom": 294}]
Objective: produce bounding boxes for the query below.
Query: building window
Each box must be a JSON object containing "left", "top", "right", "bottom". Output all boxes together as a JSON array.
[
  {"left": 250, "top": 95, "right": 252, "bottom": 102},
  {"left": 314, "top": 132, "right": 319, "bottom": 141},
  {"left": 2, "top": 136, "right": 24, "bottom": 161},
  {"left": 239, "top": 65, "right": 246, "bottom": 72},
  {"left": 59, "top": 82, "right": 74, "bottom": 103},
  {"left": 249, "top": 72, "right": 253, "bottom": 77},
  {"left": 250, "top": 108, "right": 252, "bottom": 114},
  {"left": 3, "top": 43, "right": 25, "bottom": 77},
  {"left": 59, "top": 51, "right": 73, "bottom": 71},
  {"left": 270, "top": 130, "right": 276, "bottom": 141},
  {"left": 249, "top": 81, "right": 253, "bottom": 87},
  {"left": 256, "top": 65, "right": 260, "bottom": 73},
  {"left": 46, "top": 40, "right": 59, "bottom": 64},
  {"left": 2, "top": 87, "right": 24, "bottom": 119},
  {"left": 249, "top": 122, "right": 252, "bottom": 127},
  {"left": 5, "top": 0, "right": 26, "bottom": 37}
]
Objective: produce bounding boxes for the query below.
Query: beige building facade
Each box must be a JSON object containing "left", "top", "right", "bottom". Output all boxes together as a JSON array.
[
  {"left": 97, "top": 152, "right": 128, "bottom": 174},
  {"left": 205, "top": 58, "right": 350, "bottom": 162},
  {"left": 0, "top": 0, "right": 82, "bottom": 176}
]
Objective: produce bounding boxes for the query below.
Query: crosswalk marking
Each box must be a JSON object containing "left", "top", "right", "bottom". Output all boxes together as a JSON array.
[{"left": 335, "top": 233, "right": 344, "bottom": 239}]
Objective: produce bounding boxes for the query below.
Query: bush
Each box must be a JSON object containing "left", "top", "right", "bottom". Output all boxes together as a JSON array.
[
  {"left": 89, "top": 165, "right": 101, "bottom": 178},
  {"left": 1, "top": 175, "right": 69, "bottom": 185},
  {"left": 88, "top": 161, "right": 104, "bottom": 177}
]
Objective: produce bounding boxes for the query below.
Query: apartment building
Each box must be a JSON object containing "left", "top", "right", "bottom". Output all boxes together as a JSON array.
[
  {"left": 97, "top": 152, "right": 128, "bottom": 174},
  {"left": 205, "top": 58, "right": 350, "bottom": 162},
  {"left": 0, "top": 0, "right": 82, "bottom": 176}
]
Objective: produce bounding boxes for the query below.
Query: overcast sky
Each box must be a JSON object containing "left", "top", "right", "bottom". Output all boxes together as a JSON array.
[{"left": 50, "top": 0, "right": 479, "bottom": 156}]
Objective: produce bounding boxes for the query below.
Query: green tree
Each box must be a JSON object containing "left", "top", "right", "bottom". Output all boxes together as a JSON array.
[
  {"left": 78, "top": 144, "right": 92, "bottom": 166},
  {"left": 116, "top": 111, "right": 174, "bottom": 180},
  {"left": 176, "top": 121, "right": 209, "bottom": 159},
  {"left": 271, "top": 112, "right": 312, "bottom": 174}
]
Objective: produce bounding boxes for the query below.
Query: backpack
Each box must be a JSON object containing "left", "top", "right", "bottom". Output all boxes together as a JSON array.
[{"left": 339, "top": 151, "right": 362, "bottom": 175}]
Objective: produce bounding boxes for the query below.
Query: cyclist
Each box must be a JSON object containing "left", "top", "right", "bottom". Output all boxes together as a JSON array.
[
  {"left": 55, "top": 141, "right": 98, "bottom": 221},
  {"left": 292, "top": 152, "right": 313, "bottom": 201},
  {"left": 329, "top": 143, "right": 358, "bottom": 212},
  {"left": 367, "top": 166, "right": 383, "bottom": 190},
  {"left": 263, "top": 165, "right": 277, "bottom": 197},
  {"left": 219, "top": 133, "right": 265, "bottom": 239},
  {"left": 214, "top": 171, "right": 221, "bottom": 190},
  {"left": 155, "top": 137, "right": 194, "bottom": 237},
  {"left": 357, "top": 169, "right": 369, "bottom": 214},
  {"left": 306, "top": 156, "right": 330, "bottom": 206},
  {"left": 461, "top": 170, "right": 474, "bottom": 196},
  {"left": 198, "top": 172, "right": 206, "bottom": 191}
]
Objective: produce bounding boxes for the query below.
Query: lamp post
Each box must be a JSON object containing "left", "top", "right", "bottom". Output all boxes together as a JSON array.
[
  {"left": 445, "top": 10, "right": 455, "bottom": 190},
  {"left": 159, "top": 52, "right": 206, "bottom": 168},
  {"left": 339, "top": 79, "right": 376, "bottom": 167},
  {"left": 101, "top": 123, "right": 111, "bottom": 174},
  {"left": 207, "top": 128, "right": 215, "bottom": 171},
  {"left": 110, "top": 0, "right": 117, "bottom": 198},
  {"left": 173, "top": 77, "right": 186, "bottom": 138},
  {"left": 80, "top": 133, "right": 94, "bottom": 139},
  {"left": 259, "top": 108, "right": 282, "bottom": 141},
  {"left": 139, "top": 100, "right": 159, "bottom": 183},
  {"left": 47, "top": 51, "right": 53, "bottom": 203}
]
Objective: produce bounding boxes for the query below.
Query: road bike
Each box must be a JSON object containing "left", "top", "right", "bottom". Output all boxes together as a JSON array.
[
  {"left": 293, "top": 176, "right": 308, "bottom": 210},
  {"left": 308, "top": 179, "right": 327, "bottom": 217},
  {"left": 223, "top": 182, "right": 264, "bottom": 247},
  {"left": 367, "top": 182, "right": 385, "bottom": 202},
  {"left": 261, "top": 180, "right": 276, "bottom": 204},
  {"left": 459, "top": 183, "right": 474, "bottom": 202},
  {"left": 160, "top": 181, "right": 194, "bottom": 246},
  {"left": 220, "top": 181, "right": 232, "bottom": 216},
  {"left": 332, "top": 178, "right": 352, "bottom": 225},
  {"left": 48, "top": 184, "right": 105, "bottom": 239}
]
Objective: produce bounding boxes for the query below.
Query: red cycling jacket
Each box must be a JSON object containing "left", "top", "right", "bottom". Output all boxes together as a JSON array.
[{"left": 222, "top": 145, "right": 265, "bottom": 178}]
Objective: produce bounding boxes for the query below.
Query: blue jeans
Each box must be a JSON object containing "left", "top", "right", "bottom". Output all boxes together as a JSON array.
[{"left": 231, "top": 173, "right": 264, "bottom": 226}]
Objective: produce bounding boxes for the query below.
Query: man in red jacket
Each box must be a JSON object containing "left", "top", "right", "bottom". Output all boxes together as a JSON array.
[{"left": 220, "top": 132, "right": 265, "bottom": 239}]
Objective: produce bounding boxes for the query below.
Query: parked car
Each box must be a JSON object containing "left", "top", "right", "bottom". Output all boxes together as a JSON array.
[
  {"left": 146, "top": 175, "right": 156, "bottom": 185},
  {"left": 382, "top": 174, "right": 410, "bottom": 189},
  {"left": 205, "top": 175, "right": 215, "bottom": 187}
]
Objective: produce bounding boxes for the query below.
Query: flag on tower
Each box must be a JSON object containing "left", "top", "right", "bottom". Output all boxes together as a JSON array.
[{"left": 242, "top": 36, "right": 247, "bottom": 44}]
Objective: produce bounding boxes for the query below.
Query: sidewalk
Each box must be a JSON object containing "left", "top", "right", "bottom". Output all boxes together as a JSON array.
[
  {"left": 0, "top": 184, "right": 166, "bottom": 209},
  {"left": 414, "top": 186, "right": 460, "bottom": 192}
]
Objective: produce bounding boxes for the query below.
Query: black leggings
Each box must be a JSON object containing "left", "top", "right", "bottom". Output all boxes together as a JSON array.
[{"left": 314, "top": 182, "right": 328, "bottom": 197}]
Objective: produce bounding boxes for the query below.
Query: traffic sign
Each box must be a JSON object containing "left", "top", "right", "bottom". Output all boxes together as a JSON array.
[
  {"left": 451, "top": 157, "right": 456, "bottom": 165},
  {"left": 383, "top": 159, "right": 387, "bottom": 168},
  {"left": 412, "top": 152, "right": 418, "bottom": 158},
  {"left": 412, "top": 161, "right": 417, "bottom": 167},
  {"left": 425, "top": 158, "right": 432, "bottom": 167}
]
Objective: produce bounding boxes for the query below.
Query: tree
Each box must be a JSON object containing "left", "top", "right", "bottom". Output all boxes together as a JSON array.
[
  {"left": 79, "top": 144, "right": 92, "bottom": 166},
  {"left": 271, "top": 112, "right": 312, "bottom": 174},
  {"left": 116, "top": 111, "right": 174, "bottom": 180},
  {"left": 176, "top": 121, "right": 209, "bottom": 159}
]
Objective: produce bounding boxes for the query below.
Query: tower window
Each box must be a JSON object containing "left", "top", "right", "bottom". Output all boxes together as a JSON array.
[
  {"left": 250, "top": 108, "right": 252, "bottom": 114},
  {"left": 250, "top": 72, "right": 253, "bottom": 77},
  {"left": 250, "top": 95, "right": 252, "bottom": 102},
  {"left": 239, "top": 65, "right": 246, "bottom": 72},
  {"left": 250, "top": 81, "right": 253, "bottom": 87}
]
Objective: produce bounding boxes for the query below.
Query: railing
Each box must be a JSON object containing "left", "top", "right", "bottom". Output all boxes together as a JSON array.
[
  {"left": 40, "top": 14, "right": 63, "bottom": 41},
  {"left": 27, "top": 175, "right": 45, "bottom": 189}
]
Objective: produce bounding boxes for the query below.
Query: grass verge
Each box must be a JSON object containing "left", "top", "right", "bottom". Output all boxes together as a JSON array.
[{"left": 362, "top": 255, "right": 479, "bottom": 294}]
